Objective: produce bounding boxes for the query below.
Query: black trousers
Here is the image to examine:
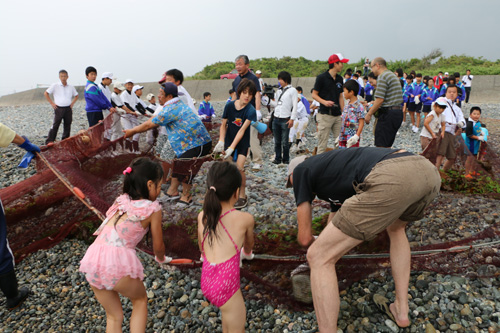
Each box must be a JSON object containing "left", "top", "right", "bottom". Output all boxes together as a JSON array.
[
  {"left": 465, "top": 87, "right": 471, "bottom": 103},
  {"left": 46, "top": 106, "right": 72, "bottom": 144}
]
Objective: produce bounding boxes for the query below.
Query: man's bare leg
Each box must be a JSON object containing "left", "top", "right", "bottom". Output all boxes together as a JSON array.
[
  {"left": 307, "top": 222, "right": 362, "bottom": 332},
  {"left": 386, "top": 219, "right": 411, "bottom": 327},
  {"left": 443, "top": 158, "right": 455, "bottom": 171}
]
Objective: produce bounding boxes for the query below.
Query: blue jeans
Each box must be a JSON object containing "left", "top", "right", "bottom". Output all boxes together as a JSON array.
[{"left": 272, "top": 117, "right": 290, "bottom": 163}]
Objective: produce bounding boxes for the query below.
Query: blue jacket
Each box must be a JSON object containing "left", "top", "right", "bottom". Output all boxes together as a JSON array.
[
  {"left": 456, "top": 82, "right": 466, "bottom": 101},
  {"left": 198, "top": 101, "right": 215, "bottom": 120},
  {"left": 421, "top": 87, "right": 440, "bottom": 105},
  {"left": 365, "top": 83, "right": 374, "bottom": 96},
  {"left": 300, "top": 95, "right": 311, "bottom": 114},
  {"left": 409, "top": 82, "right": 425, "bottom": 103},
  {"left": 85, "top": 81, "right": 112, "bottom": 112},
  {"left": 439, "top": 84, "right": 448, "bottom": 97}
]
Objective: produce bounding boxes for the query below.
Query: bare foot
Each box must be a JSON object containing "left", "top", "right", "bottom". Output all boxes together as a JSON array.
[{"left": 389, "top": 302, "right": 410, "bottom": 327}]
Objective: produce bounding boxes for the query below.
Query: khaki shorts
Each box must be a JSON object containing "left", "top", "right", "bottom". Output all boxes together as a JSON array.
[
  {"left": 332, "top": 155, "right": 441, "bottom": 241},
  {"left": 437, "top": 132, "right": 457, "bottom": 159}
]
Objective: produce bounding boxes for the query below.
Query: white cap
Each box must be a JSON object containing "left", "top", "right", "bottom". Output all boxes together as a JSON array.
[
  {"left": 124, "top": 78, "right": 134, "bottom": 84},
  {"left": 256, "top": 70, "right": 262, "bottom": 74},
  {"left": 132, "top": 85, "right": 144, "bottom": 93},
  {"left": 444, "top": 72, "right": 449, "bottom": 75},
  {"left": 113, "top": 81, "right": 125, "bottom": 91},
  {"left": 102, "top": 72, "right": 113, "bottom": 79},
  {"left": 146, "top": 93, "right": 155, "bottom": 101}
]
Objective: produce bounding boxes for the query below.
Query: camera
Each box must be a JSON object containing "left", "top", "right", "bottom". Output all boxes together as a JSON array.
[{"left": 262, "top": 83, "right": 280, "bottom": 99}]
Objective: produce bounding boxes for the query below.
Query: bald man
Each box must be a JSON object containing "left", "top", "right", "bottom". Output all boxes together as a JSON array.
[{"left": 364, "top": 57, "right": 404, "bottom": 147}]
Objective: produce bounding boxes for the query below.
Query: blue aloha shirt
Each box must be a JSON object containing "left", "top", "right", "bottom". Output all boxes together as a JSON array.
[{"left": 152, "top": 98, "right": 212, "bottom": 157}]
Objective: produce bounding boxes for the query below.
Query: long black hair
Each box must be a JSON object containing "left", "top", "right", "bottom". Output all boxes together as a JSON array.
[
  {"left": 123, "top": 157, "right": 164, "bottom": 200},
  {"left": 202, "top": 161, "right": 241, "bottom": 246}
]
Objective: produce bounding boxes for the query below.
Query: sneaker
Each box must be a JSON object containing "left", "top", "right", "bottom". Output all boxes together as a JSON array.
[
  {"left": 234, "top": 196, "right": 248, "bottom": 209},
  {"left": 272, "top": 160, "right": 281, "bottom": 165},
  {"left": 412, "top": 126, "right": 419, "bottom": 133},
  {"left": 251, "top": 164, "right": 261, "bottom": 170}
]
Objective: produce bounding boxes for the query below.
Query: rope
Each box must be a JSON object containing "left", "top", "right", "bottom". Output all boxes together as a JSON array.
[{"left": 36, "top": 152, "right": 105, "bottom": 221}]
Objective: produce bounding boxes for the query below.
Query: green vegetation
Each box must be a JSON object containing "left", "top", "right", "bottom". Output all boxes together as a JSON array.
[
  {"left": 441, "top": 169, "right": 500, "bottom": 194},
  {"left": 187, "top": 49, "right": 500, "bottom": 80}
]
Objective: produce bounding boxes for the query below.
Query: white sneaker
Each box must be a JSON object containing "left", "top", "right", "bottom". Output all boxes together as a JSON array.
[
  {"left": 252, "top": 164, "right": 261, "bottom": 170},
  {"left": 412, "top": 126, "right": 419, "bottom": 133}
]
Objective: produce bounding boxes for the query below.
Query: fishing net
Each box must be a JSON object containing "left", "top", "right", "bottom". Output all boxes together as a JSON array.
[{"left": 1, "top": 114, "right": 499, "bottom": 310}]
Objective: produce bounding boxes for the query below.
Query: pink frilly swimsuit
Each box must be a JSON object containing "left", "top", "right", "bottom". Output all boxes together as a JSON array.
[
  {"left": 201, "top": 209, "right": 241, "bottom": 307},
  {"left": 79, "top": 194, "right": 161, "bottom": 290}
]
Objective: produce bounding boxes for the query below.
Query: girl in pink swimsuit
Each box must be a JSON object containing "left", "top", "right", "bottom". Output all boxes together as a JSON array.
[
  {"left": 197, "top": 161, "right": 255, "bottom": 332},
  {"left": 80, "top": 157, "right": 171, "bottom": 333}
]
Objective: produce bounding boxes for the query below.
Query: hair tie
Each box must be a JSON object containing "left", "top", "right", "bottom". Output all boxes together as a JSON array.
[
  {"left": 209, "top": 186, "right": 216, "bottom": 192},
  {"left": 123, "top": 167, "right": 132, "bottom": 175}
]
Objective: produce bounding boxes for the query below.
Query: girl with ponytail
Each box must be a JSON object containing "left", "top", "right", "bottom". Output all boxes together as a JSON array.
[{"left": 197, "top": 161, "right": 255, "bottom": 332}]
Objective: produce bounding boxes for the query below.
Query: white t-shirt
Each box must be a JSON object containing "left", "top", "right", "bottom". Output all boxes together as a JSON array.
[
  {"left": 177, "top": 85, "right": 196, "bottom": 112},
  {"left": 357, "top": 77, "right": 364, "bottom": 88},
  {"left": 46, "top": 82, "right": 78, "bottom": 107},
  {"left": 258, "top": 78, "right": 264, "bottom": 91},
  {"left": 98, "top": 83, "right": 112, "bottom": 102},
  {"left": 462, "top": 75, "right": 474, "bottom": 87},
  {"left": 111, "top": 92, "right": 124, "bottom": 107},
  {"left": 420, "top": 110, "right": 443, "bottom": 138}
]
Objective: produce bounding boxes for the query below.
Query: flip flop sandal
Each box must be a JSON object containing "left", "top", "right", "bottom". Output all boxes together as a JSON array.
[
  {"left": 373, "top": 294, "right": 397, "bottom": 323},
  {"left": 164, "top": 193, "right": 180, "bottom": 201},
  {"left": 176, "top": 199, "right": 192, "bottom": 208}
]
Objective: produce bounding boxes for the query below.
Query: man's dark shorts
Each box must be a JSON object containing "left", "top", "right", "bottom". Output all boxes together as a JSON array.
[
  {"left": 172, "top": 141, "right": 212, "bottom": 184},
  {"left": 374, "top": 107, "right": 403, "bottom": 147},
  {"left": 332, "top": 154, "right": 441, "bottom": 241}
]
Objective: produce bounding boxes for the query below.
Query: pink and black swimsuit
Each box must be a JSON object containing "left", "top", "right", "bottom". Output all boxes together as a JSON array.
[{"left": 200, "top": 209, "right": 241, "bottom": 307}]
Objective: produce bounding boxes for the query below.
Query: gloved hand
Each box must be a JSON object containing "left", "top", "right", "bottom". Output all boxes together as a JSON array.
[
  {"left": 346, "top": 134, "right": 359, "bottom": 148},
  {"left": 256, "top": 110, "right": 262, "bottom": 121},
  {"left": 116, "top": 107, "right": 127, "bottom": 115},
  {"left": 135, "top": 111, "right": 143, "bottom": 116},
  {"left": 213, "top": 141, "right": 225, "bottom": 153},
  {"left": 477, "top": 135, "right": 485, "bottom": 142},
  {"left": 18, "top": 152, "right": 35, "bottom": 168},
  {"left": 224, "top": 147, "right": 234, "bottom": 160},
  {"left": 240, "top": 248, "right": 255, "bottom": 267},
  {"left": 19, "top": 136, "right": 40, "bottom": 153},
  {"left": 457, "top": 121, "right": 465, "bottom": 128},
  {"left": 334, "top": 136, "right": 339, "bottom": 148},
  {"left": 198, "top": 114, "right": 207, "bottom": 120},
  {"left": 155, "top": 255, "right": 173, "bottom": 269}
]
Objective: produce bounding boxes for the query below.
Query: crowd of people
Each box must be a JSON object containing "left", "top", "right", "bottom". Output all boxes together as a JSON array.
[{"left": 0, "top": 52, "right": 487, "bottom": 332}]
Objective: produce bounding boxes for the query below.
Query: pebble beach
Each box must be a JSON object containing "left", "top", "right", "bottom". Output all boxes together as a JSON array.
[{"left": 1, "top": 101, "right": 500, "bottom": 332}]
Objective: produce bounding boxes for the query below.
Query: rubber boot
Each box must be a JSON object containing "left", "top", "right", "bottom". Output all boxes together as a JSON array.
[
  {"left": 0, "top": 270, "right": 30, "bottom": 310},
  {"left": 133, "top": 141, "right": 140, "bottom": 153}
]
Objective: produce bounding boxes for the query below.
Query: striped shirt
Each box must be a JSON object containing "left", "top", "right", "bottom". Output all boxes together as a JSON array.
[{"left": 374, "top": 70, "right": 403, "bottom": 107}]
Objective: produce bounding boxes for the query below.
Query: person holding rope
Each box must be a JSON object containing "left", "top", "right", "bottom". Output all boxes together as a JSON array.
[
  {"left": 0, "top": 123, "right": 40, "bottom": 310},
  {"left": 123, "top": 82, "right": 212, "bottom": 207},
  {"left": 285, "top": 147, "right": 441, "bottom": 331}
]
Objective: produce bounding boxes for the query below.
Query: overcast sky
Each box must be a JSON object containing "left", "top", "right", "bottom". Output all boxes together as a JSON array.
[{"left": 0, "top": 0, "right": 498, "bottom": 97}]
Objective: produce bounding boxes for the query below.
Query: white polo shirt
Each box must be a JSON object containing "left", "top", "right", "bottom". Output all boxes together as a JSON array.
[{"left": 46, "top": 81, "right": 78, "bottom": 107}]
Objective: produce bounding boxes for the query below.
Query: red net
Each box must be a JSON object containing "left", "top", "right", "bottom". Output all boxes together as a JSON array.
[{"left": 1, "top": 114, "right": 499, "bottom": 310}]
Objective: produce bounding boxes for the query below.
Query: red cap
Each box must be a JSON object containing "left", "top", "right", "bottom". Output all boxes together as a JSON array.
[
  {"left": 158, "top": 73, "right": 167, "bottom": 84},
  {"left": 328, "top": 53, "right": 349, "bottom": 64}
]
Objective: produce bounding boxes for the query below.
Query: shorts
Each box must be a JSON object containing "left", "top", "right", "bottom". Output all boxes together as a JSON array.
[
  {"left": 374, "top": 107, "right": 403, "bottom": 147},
  {"left": 332, "top": 154, "right": 441, "bottom": 241},
  {"left": 437, "top": 132, "right": 457, "bottom": 159},
  {"left": 172, "top": 141, "right": 212, "bottom": 184},
  {"left": 422, "top": 105, "right": 432, "bottom": 113},
  {"left": 408, "top": 102, "right": 422, "bottom": 113}
]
